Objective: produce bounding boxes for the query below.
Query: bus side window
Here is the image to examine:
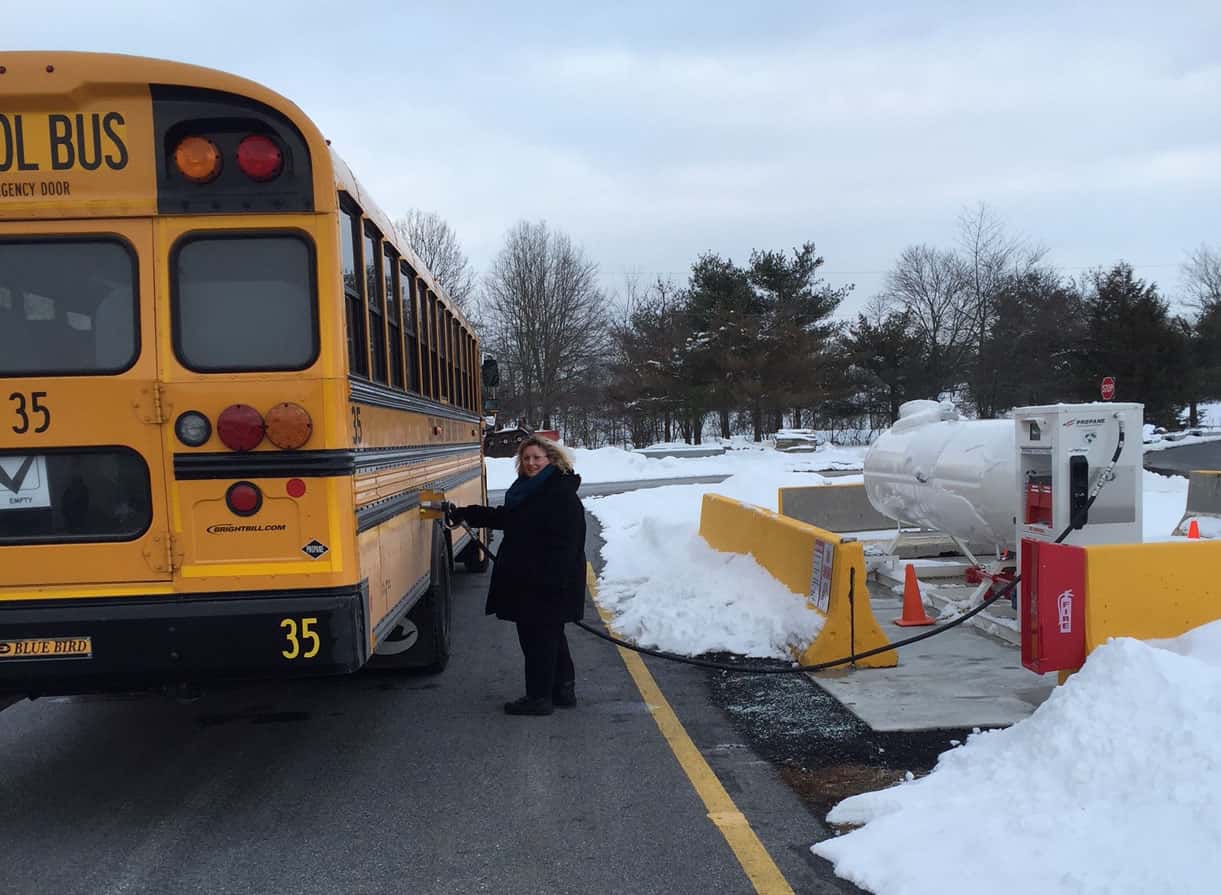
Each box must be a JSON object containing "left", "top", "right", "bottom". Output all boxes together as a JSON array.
[
  {"left": 437, "top": 304, "right": 449, "bottom": 402},
  {"left": 463, "top": 332, "right": 473, "bottom": 410},
  {"left": 429, "top": 292, "right": 441, "bottom": 401},
  {"left": 364, "top": 225, "right": 388, "bottom": 384},
  {"left": 384, "top": 245, "right": 403, "bottom": 390},
  {"left": 339, "top": 203, "right": 368, "bottom": 377},
  {"left": 446, "top": 311, "right": 457, "bottom": 405},
  {"left": 401, "top": 262, "right": 420, "bottom": 394}
]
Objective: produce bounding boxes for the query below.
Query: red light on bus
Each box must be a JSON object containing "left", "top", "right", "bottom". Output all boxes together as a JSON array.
[
  {"left": 236, "top": 134, "right": 283, "bottom": 181},
  {"left": 225, "top": 481, "right": 263, "bottom": 517},
  {"left": 174, "top": 136, "right": 222, "bottom": 183},
  {"left": 265, "top": 402, "right": 313, "bottom": 450},
  {"left": 216, "top": 404, "right": 266, "bottom": 452},
  {"left": 286, "top": 478, "right": 307, "bottom": 499}
]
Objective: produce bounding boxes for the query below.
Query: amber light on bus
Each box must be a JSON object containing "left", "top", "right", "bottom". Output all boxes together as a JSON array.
[
  {"left": 217, "top": 404, "right": 266, "bottom": 452},
  {"left": 264, "top": 402, "right": 312, "bottom": 450},
  {"left": 174, "top": 135, "right": 222, "bottom": 183},
  {"left": 236, "top": 135, "right": 283, "bottom": 181}
]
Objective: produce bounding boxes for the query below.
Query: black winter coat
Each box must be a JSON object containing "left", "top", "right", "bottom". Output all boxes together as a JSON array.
[{"left": 460, "top": 472, "right": 587, "bottom": 624}]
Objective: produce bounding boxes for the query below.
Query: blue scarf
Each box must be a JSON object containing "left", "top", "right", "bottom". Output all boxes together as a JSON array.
[{"left": 504, "top": 464, "right": 556, "bottom": 509}]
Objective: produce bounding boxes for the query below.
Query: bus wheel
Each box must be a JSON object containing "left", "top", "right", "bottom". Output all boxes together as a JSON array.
[
  {"left": 369, "top": 526, "right": 452, "bottom": 674},
  {"left": 462, "top": 528, "right": 490, "bottom": 573}
]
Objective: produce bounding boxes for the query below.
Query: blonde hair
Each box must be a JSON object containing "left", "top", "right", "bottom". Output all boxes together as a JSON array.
[{"left": 514, "top": 435, "right": 574, "bottom": 476}]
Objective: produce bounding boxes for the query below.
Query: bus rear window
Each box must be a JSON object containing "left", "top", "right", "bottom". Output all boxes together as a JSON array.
[
  {"left": 0, "top": 239, "right": 138, "bottom": 377},
  {"left": 0, "top": 448, "right": 151, "bottom": 544},
  {"left": 173, "top": 234, "right": 317, "bottom": 372}
]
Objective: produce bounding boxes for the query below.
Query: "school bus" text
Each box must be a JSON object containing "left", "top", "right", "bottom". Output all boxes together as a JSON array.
[{"left": 0, "top": 112, "right": 128, "bottom": 173}]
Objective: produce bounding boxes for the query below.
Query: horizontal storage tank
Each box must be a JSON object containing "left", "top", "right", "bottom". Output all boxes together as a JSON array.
[{"left": 864, "top": 400, "right": 1017, "bottom": 551}]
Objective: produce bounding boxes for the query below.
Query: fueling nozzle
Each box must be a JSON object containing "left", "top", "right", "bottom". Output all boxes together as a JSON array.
[
  {"left": 419, "top": 490, "right": 455, "bottom": 524},
  {"left": 420, "top": 493, "right": 459, "bottom": 527}
]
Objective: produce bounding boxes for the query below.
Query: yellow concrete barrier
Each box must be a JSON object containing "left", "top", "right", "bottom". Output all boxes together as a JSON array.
[
  {"left": 698, "top": 493, "right": 897, "bottom": 669},
  {"left": 1084, "top": 540, "right": 1221, "bottom": 650}
]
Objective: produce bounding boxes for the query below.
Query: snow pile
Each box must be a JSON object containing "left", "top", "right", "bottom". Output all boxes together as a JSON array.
[
  {"left": 1143, "top": 470, "right": 1190, "bottom": 540},
  {"left": 587, "top": 466, "right": 854, "bottom": 658},
  {"left": 813, "top": 621, "right": 1221, "bottom": 895}
]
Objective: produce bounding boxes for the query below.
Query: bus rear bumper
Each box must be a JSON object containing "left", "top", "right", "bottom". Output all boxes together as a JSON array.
[{"left": 0, "top": 584, "right": 369, "bottom": 697}]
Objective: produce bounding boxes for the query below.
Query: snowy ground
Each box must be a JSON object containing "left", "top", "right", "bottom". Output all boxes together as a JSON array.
[
  {"left": 812, "top": 622, "right": 1221, "bottom": 894},
  {"left": 490, "top": 441, "right": 1211, "bottom": 894}
]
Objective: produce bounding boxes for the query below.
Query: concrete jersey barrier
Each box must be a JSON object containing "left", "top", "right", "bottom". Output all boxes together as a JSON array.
[
  {"left": 698, "top": 493, "right": 898, "bottom": 669},
  {"left": 1173, "top": 469, "right": 1221, "bottom": 537},
  {"left": 778, "top": 482, "right": 895, "bottom": 532}
]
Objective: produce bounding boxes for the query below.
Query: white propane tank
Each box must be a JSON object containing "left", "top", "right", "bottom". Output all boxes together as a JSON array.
[{"left": 864, "top": 400, "right": 1017, "bottom": 551}]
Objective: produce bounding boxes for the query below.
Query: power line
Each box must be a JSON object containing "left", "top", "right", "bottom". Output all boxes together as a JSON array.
[{"left": 609, "top": 262, "right": 1186, "bottom": 278}]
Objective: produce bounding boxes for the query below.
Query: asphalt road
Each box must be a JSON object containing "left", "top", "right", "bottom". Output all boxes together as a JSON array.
[
  {"left": 1144, "top": 439, "right": 1221, "bottom": 476},
  {"left": 0, "top": 521, "right": 866, "bottom": 895}
]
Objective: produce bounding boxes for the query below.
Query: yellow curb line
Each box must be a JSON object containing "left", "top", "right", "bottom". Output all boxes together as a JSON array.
[{"left": 586, "top": 564, "right": 795, "bottom": 895}]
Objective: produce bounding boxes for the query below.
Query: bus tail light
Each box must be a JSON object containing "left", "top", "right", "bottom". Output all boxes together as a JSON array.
[
  {"left": 174, "top": 411, "right": 212, "bottom": 447},
  {"left": 225, "top": 481, "right": 263, "bottom": 517},
  {"left": 265, "top": 402, "right": 313, "bottom": 450},
  {"left": 217, "top": 404, "right": 265, "bottom": 452},
  {"left": 174, "top": 136, "right": 222, "bottom": 183},
  {"left": 236, "top": 134, "right": 283, "bottom": 181}
]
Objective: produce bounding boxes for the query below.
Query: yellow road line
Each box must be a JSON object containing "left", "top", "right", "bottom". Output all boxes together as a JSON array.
[{"left": 586, "top": 564, "right": 795, "bottom": 895}]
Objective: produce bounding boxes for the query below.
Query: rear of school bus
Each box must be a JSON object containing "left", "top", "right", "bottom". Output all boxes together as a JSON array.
[{"left": 0, "top": 52, "right": 365, "bottom": 696}]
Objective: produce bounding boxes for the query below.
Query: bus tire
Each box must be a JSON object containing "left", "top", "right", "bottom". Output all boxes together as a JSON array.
[
  {"left": 369, "top": 525, "right": 452, "bottom": 674},
  {"left": 462, "top": 529, "right": 490, "bottom": 573}
]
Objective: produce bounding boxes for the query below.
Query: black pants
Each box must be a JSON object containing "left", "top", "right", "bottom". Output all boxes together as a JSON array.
[{"left": 515, "top": 621, "right": 574, "bottom": 701}]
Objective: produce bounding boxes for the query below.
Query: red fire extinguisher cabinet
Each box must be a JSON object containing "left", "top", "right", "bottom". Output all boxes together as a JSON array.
[{"left": 1020, "top": 539, "right": 1087, "bottom": 673}]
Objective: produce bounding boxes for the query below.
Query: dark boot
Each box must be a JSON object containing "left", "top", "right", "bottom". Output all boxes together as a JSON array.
[
  {"left": 504, "top": 696, "right": 554, "bottom": 716},
  {"left": 553, "top": 681, "right": 577, "bottom": 708}
]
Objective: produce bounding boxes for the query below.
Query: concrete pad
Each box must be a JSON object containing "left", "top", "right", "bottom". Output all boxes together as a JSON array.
[
  {"left": 636, "top": 446, "right": 726, "bottom": 459},
  {"left": 811, "top": 588, "right": 1054, "bottom": 732}
]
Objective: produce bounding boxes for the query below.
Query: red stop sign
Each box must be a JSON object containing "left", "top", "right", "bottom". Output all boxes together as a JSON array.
[{"left": 1101, "top": 376, "right": 1116, "bottom": 401}]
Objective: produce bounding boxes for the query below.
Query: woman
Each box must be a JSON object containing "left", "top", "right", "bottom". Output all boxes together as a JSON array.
[{"left": 451, "top": 436, "right": 586, "bottom": 716}]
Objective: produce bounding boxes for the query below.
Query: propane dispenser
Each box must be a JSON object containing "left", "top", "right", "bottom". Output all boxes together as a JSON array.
[{"left": 1013, "top": 403, "right": 1143, "bottom": 555}]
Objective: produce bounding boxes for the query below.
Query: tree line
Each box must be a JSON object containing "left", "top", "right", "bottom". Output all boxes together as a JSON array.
[{"left": 398, "top": 204, "right": 1221, "bottom": 445}]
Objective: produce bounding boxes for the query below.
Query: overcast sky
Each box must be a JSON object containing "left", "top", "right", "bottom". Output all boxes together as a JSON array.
[{"left": 9, "top": 1, "right": 1221, "bottom": 317}]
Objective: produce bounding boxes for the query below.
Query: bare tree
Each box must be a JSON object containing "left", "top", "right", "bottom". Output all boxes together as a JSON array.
[
  {"left": 483, "top": 221, "right": 609, "bottom": 430},
  {"left": 956, "top": 203, "right": 1046, "bottom": 415},
  {"left": 957, "top": 203, "right": 1045, "bottom": 342},
  {"left": 1180, "top": 244, "right": 1221, "bottom": 314},
  {"left": 393, "top": 209, "right": 478, "bottom": 316},
  {"left": 882, "top": 244, "right": 973, "bottom": 397}
]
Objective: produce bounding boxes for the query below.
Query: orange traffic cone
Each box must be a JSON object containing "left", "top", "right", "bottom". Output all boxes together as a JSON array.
[
  {"left": 894, "top": 563, "right": 935, "bottom": 627},
  {"left": 1188, "top": 519, "right": 1201, "bottom": 540}
]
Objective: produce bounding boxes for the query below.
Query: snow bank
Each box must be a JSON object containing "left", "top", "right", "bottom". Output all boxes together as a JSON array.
[
  {"left": 588, "top": 471, "right": 834, "bottom": 658},
  {"left": 813, "top": 621, "right": 1221, "bottom": 895}
]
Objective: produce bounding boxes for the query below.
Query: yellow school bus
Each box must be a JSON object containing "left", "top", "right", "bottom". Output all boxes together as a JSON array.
[{"left": 0, "top": 52, "right": 490, "bottom": 697}]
